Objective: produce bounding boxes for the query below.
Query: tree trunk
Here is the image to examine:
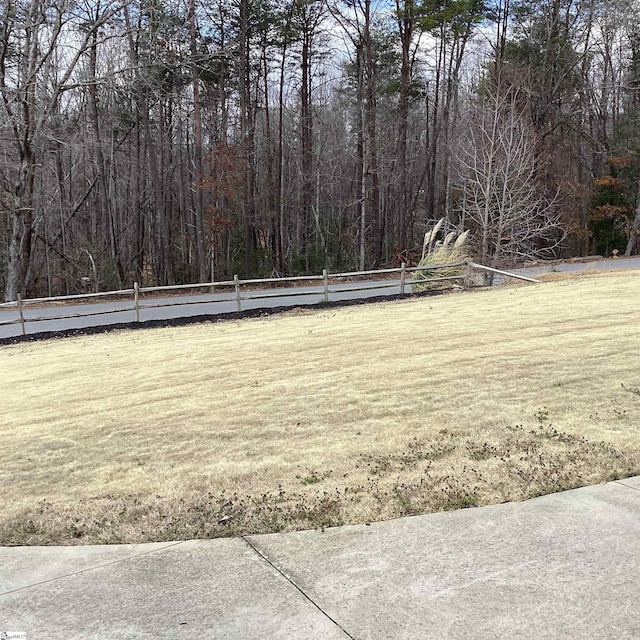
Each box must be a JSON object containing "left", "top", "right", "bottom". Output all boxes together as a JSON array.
[
  {"left": 4, "top": 0, "right": 38, "bottom": 301},
  {"left": 362, "top": 0, "right": 381, "bottom": 266},
  {"left": 396, "top": 0, "right": 413, "bottom": 253},
  {"left": 625, "top": 180, "right": 640, "bottom": 255},
  {"left": 239, "top": 0, "right": 255, "bottom": 277},
  {"left": 277, "top": 24, "right": 289, "bottom": 275},
  {"left": 301, "top": 23, "right": 313, "bottom": 270},
  {"left": 6, "top": 156, "right": 36, "bottom": 301},
  {"left": 189, "top": 0, "right": 207, "bottom": 282},
  {"left": 88, "top": 27, "right": 124, "bottom": 288}
]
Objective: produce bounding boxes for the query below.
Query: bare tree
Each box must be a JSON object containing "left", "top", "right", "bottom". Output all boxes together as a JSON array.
[
  {"left": 0, "top": 0, "right": 124, "bottom": 301},
  {"left": 330, "top": 0, "right": 382, "bottom": 269},
  {"left": 454, "top": 86, "right": 565, "bottom": 268}
]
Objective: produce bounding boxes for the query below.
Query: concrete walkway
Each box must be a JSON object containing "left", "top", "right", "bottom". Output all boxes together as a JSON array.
[{"left": 2, "top": 477, "right": 640, "bottom": 639}]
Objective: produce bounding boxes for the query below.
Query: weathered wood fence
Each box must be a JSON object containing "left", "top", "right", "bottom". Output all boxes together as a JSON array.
[{"left": 0, "top": 261, "right": 539, "bottom": 336}]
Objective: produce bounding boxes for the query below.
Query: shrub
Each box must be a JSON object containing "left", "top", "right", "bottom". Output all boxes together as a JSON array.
[{"left": 411, "top": 220, "right": 470, "bottom": 291}]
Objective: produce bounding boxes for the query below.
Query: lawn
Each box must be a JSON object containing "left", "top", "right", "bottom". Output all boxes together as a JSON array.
[{"left": 1, "top": 270, "right": 639, "bottom": 545}]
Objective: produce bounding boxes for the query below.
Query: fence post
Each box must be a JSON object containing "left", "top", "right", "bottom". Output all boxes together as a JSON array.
[
  {"left": 234, "top": 274, "right": 242, "bottom": 313},
  {"left": 464, "top": 262, "right": 472, "bottom": 289},
  {"left": 400, "top": 262, "right": 406, "bottom": 295},
  {"left": 17, "top": 293, "right": 26, "bottom": 336},
  {"left": 134, "top": 282, "right": 140, "bottom": 322},
  {"left": 323, "top": 268, "right": 329, "bottom": 303}
]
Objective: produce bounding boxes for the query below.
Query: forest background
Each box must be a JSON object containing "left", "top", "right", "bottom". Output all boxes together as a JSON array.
[{"left": 2, "top": 0, "right": 640, "bottom": 301}]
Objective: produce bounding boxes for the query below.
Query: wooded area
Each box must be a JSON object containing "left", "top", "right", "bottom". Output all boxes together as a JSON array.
[{"left": 1, "top": 0, "right": 640, "bottom": 300}]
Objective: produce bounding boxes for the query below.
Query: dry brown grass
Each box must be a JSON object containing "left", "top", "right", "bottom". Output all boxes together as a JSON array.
[{"left": 1, "top": 270, "right": 640, "bottom": 545}]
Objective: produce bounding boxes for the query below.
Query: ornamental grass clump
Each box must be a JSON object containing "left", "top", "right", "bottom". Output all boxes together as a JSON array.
[{"left": 411, "top": 219, "right": 470, "bottom": 291}]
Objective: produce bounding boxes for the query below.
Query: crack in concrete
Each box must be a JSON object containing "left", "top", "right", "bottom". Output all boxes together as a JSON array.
[
  {"left": 0, "top": 540, "right": 185, "bottom": 597},
  {"left": 241, "top": 536, "right": 356, "bottom": 640},
  {"left": 615, "top": 479, "right": 640, "bottom": 493}
]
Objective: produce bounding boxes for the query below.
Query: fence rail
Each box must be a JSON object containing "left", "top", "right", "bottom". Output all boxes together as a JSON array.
[{"left": 0, "top": 262, "right": 539, "bottom": 337}]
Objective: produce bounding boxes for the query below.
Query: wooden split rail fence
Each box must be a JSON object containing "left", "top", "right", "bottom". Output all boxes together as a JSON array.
[{"left": 0, "top": 261, "right": 540, "bottom": 337}]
